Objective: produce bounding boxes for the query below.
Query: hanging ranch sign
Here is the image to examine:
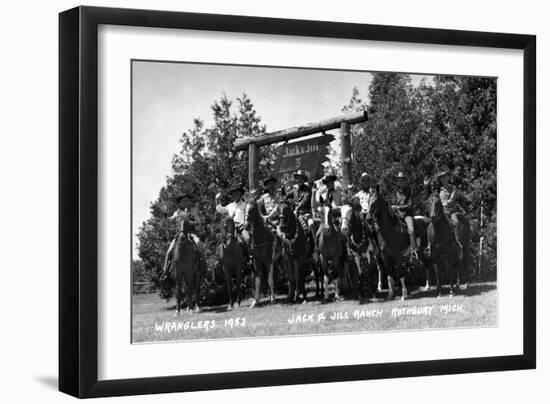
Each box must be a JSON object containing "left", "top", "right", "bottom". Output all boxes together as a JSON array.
[{"left": 270, "top": 134, "right": 334, "bottom": 183}]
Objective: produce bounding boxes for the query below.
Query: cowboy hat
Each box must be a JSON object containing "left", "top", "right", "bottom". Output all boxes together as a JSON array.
[
  {"left": 395, "top": 171, "right": 407, "bottom": 180},
  {"left": 293, "top": 170, "right": 309, "bottom": 181},
  {"left": 436, "top": 167, "right": 450, "bottom": 178},
  {"left": 359, "top": 172, "right": 371, "bottom": 184},
  {"left": 229, "top": 185, "right": 245, "bottom": 196},
  {"left": 262, "top": 176, "right": 278, "bottom": 186},
  {"left": 176, "top": 193, "right": 193, "bottom": 203},
  {"left": 322, "top": 174, "right": 338, "bottom": 184}
]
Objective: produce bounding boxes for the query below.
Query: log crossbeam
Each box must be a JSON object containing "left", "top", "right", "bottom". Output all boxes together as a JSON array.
[{"left": 235, "top": 111, "right": 367, "bottom": 151}]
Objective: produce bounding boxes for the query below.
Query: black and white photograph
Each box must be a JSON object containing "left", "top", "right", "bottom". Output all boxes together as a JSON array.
[{"left": 131, "top": 61, "right": 498, "bottom": 343}]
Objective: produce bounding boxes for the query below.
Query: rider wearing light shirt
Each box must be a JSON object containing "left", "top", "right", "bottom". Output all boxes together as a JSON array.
[
  {"left": 353, "top": 172, "right": 373, "bottom": 216},
  {"left": 313, "top": 174, "right": 342, "bottom": 211},
  {"left": 215, "top": 185, "right": 249, "bottom": 244},
  {"left": 258, "top": 176, "right": 281, "bottom": 226}
]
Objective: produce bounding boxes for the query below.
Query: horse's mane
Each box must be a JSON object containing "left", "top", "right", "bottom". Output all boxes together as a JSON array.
[{"left": 279, "top": 200, "right": 296, "bottom": 235}]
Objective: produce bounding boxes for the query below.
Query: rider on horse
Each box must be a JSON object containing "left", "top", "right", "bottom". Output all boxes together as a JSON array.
[
  {"left": 215, "top": 185, "right": 250, "bottom": 245},
  {"left": 293, "top": 170, "right": 314, "bottom": 232},
  {"left": 391, "top": 171, "right": 418, "bottom": 259},
  {"left": 314, "top": 174, "right": 348, "bottom": 257},
  {"left": 162, "top": 193, "right": 205, "bottom": 274},
  {"left": 436, "top": 167, "right": 466, "bottom": 259},
  {"left": 314, "top": 174, "right": 342, "bottom": 209},
  {"left": 258, "top": 176, "right": 282, "bottom": 227},
  {"left": 354, "top": 172, "right": 374, "bottom": 218}
]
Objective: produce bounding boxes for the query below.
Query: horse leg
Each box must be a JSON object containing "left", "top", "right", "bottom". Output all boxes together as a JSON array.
[
  {"left": 181, "top": 275, "right": 191, "bottom": 313},
  {"left": 353, "top": 253, "right": 364, "bottom": 299},
  {"left": 399, "top": 273, "right": 409, "bottom": 300},
  {"left": 175, "top": 277, "right": 182, "bottom": 317},
  {"left": 285, "top": 254, "right": 293, "bottom": 303},
  {"left": 298, "top": 257, "right": 307, "bottom": 303},
  {"left": 251, "top": 262, "right": 261, "bottom": 308},
  {"left": 387, "top": 275, "right": 395, "bottom": 300},
  {"left": 398, "top": 258, "right": 409, "bottom": 300},
  {"left": 268, "top": 261, "right": 275, "bottom": 304},
  {"left": 293, "top": 257, "right": 302, "bottom": 303},
  {"left": 313, "top": 259, "right": 321, "bottom": 297},
  {"left": 334, "top": 256, "right": 342, "bottom": 301},
  {"left": 376, "top": 256, "right": 384, "bottom": 293},
  {"left": 193, "top": 261, "right": 201, "bottom": 312},
  {"left": 424, "top": 265, "right": 431, "bottom": 291},
  {"left": 320, "top": 255, "right": 330, "bottom": 302},
  {"left": 383, "top": 254, "right": 395, "bottom": 300},
  {"left": 225, "top": 267, "right": 233, "bottom": 310},
  {"left": 235, "top": 261, "right": 242, "bottom": 308},
  {"left": 433, "top": 262, "right": 441, "bottom": 298}
]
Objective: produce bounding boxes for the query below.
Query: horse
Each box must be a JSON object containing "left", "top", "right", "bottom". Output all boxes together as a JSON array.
[
  {"left": 317, "top": 195, "right": 345, "bottom": 302},
  {"left": 172, "top": 222, "right": 201, "bottom": 315},
  {"left": 368, "top": 189, "right": 428, "bottom": 300},
  {"left": 295, "top": 212, "right": 323, "bottom": 297},
  {"left": 341, "top": 198, "right": 381, "bottom": 300},
  {"left": 278, "top": 199, "right": 307, "bottom": 303},
  {"left": 244, "top": 198, "right": 281, "bottom": 308},
  {"left": 218, "top": 217, "right": 246, "bottom": 309},
  {"left": 427, "top": 193, "right": 472, "bottom": 296}
]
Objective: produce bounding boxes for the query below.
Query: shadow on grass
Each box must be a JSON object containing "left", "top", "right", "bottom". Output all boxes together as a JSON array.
[{"left": 410, "top": 282, "right": 497, "bottom": 299}]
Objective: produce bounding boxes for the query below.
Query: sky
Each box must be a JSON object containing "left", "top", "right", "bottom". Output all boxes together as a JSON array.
[{"left": 132, "top": 61, "right": 427, "bottom": 254}]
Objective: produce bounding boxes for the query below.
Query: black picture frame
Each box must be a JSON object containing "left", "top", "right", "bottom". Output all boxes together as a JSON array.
[{"left": 59, "top": 5, "right": 536, "bottom": 398}]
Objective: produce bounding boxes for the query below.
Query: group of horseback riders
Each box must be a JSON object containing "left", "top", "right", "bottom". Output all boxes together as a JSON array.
[{"left": 161, "top": 165, "right": 467, "bottom": 287}]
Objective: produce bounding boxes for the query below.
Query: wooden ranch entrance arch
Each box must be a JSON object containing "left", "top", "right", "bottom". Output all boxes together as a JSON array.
[{"left": 234, "top": 111, "right": 368, "bottom": 191}]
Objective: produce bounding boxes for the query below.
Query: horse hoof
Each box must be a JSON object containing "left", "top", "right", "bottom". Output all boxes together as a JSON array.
[
  {"left": 174, "top": 311, "right": 180, "bottom": 317},
  {"left": 270, "top": 297, "right": 276, "bottom": 305},
  {"left": 227, "top": 304, "right": 232, "bottom": 311},
  {"left": 194, "top": 306, "right": 200, "bottom": 313},
  {"left": 250, "top": 299, "right": 257, "bottom": 308}
]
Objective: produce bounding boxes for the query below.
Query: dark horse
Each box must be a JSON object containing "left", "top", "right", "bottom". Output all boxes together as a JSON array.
[
  {"left": 427, "top": 193, "right": 472, "bottom": 296},
  {"left": 318, "top": 195, "right": 344, "bottom": 302},
  {"left": 173, "top": 223, "right": 201, "bottom": 315},
  {"left": 218, "top": 217, "right": 246, "bottom": 309},
  {"left": 244, "top": 198, "right": 281, "bottom": 308},
  {"left": 278, "top": 199, "right": 307, "bottom": 303},
  {"left": 341, "top": 199, "right": 381, "bottom": 300},
  {"left": 368, "top": 189, "right": 428, "bottom": 300}
]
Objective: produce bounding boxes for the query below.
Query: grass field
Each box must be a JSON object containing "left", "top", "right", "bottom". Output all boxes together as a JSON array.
[{"left": 132, "top": 282, "right": 497, "bottom": 343}]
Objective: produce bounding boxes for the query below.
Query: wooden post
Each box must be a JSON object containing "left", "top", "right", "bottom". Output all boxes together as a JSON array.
[
  {"left": 340, "top": 121, "right": 352, "bottom": 188},
  {"left": 248, "top": 143, "right": 259, "bottom": 193}
]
